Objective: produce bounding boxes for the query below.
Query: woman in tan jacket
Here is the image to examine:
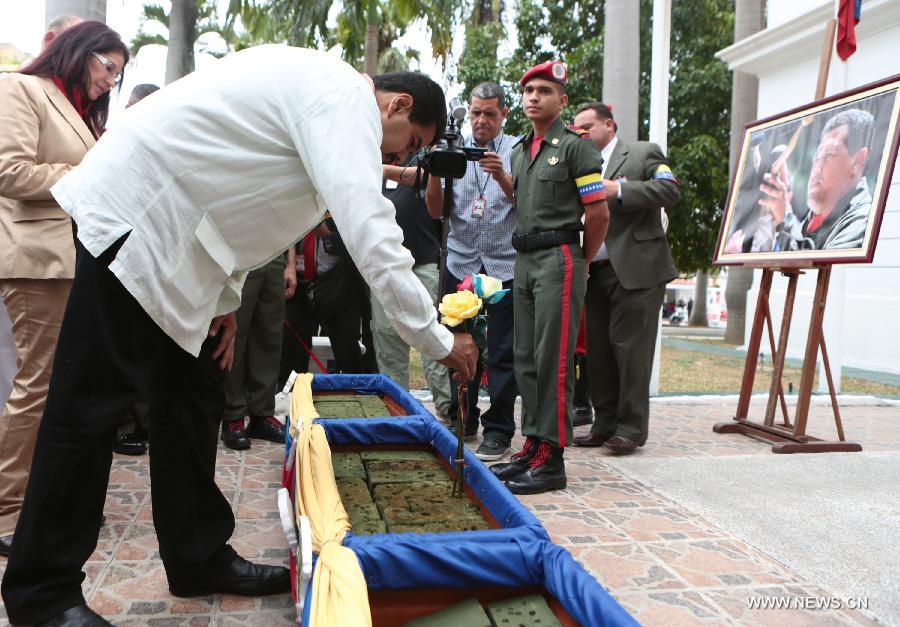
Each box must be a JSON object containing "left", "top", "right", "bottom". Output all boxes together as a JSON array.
[{"left": 0, "top": 21, "right": 128, "bottom": 556}]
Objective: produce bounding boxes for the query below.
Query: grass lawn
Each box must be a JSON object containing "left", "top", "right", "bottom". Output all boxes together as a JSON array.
[
  {"left": 406, "top": 344, "right": 900, "bottom": 397},
  {"left": 660, "top": 343, "right": 900, "bottom": 396}
]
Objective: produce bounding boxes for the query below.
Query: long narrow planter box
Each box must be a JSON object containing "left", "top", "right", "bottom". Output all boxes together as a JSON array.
[
  {"left": 285, "top": 417, "right": 548, "bottom": 545},
  {"left": 297, "top": 540, "right": 636, "bottom": 627},
  {"left": 281, "top": 377, "right": 635, "bottom": 625},
  {"left": 312, "top": 373, "right": 435, "bottom": 419}
]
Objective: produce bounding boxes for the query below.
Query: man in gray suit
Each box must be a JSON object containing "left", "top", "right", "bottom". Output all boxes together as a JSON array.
[{"left": 571, "top": 102, "right": 680, "bottom": 454}]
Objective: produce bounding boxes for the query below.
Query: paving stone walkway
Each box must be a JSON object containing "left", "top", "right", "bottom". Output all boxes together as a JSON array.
[{"left": 1, "top": 396, "right": 896, "bottom": 626}]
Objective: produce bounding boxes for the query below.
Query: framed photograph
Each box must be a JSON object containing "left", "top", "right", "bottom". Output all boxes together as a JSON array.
[{"left": 713, "top": 74, "right": 900, "bottom": 266}]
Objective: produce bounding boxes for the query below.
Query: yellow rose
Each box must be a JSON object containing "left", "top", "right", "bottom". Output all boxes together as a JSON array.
[{"left": 439, "top": 290, "right": 483, "bottom": 327}]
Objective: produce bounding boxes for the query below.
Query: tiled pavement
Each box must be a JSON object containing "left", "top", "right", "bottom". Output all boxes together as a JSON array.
[{"left": 1, "top": 396, "right": 896, "bottom": 626}]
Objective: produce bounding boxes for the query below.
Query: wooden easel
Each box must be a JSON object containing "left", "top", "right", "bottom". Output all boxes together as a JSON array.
[{"left": 712, "top": 18, "right": 862, "bottom": 454}]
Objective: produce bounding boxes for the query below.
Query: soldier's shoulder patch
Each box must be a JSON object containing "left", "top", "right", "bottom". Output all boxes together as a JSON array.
[{"left": 566, "top": 125, "right": 591, "bottom": 138}]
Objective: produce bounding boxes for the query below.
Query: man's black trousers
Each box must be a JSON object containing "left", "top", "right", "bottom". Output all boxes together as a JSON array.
[{"left": 1, "top": 237, "right": 237, "bottom": 624}]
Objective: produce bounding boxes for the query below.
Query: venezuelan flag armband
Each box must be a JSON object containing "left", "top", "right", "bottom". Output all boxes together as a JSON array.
[
  {"left": 576, "top": 173, "right": 606, "bottom": 204},
  {"left": 652, "top": 164, "right": 679, "bottom": 184}
]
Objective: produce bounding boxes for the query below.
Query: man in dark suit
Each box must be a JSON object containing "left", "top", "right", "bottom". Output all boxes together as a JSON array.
[{"left": 571, "top": 102, "right": 681, "bottom": 454}]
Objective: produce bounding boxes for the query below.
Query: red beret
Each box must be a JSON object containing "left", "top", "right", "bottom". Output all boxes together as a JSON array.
[{"left": 520, "top": 61, "right": 567, "bottom": 87}]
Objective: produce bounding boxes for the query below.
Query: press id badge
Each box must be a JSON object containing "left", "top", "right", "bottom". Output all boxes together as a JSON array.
[{"left": 472, "top": 197, "right": 486, "bottom": 218}]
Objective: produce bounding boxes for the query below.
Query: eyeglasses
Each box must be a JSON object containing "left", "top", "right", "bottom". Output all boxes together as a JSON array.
[{"left": 91, "top": 51, "right": 122, "bottom": 83}]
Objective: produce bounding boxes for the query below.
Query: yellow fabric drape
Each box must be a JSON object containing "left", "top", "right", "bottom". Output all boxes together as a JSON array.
[{"left": 289, "top": 373, "right": 371, "bottom": 627}]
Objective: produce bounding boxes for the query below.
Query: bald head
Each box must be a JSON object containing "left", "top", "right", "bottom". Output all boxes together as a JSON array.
[{"left": 42, "top": 15, "right": 83, "bottom": 52}]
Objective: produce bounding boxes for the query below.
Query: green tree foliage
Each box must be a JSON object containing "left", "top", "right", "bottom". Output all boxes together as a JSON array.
[
  {"left": 489, "top": 0, "right": 731, "bottom": 272},
  {"left": 457, "top": 21, "right": 505, "bottom": 102},
  {"left": 492, "top": 0, "right": 605, "bottom": 135},
  {"left": 665, "top": 0, "right": 732, "bottom": 273},
  {"left": 227, "top": 0, "right": 461, "bottom": 71}
]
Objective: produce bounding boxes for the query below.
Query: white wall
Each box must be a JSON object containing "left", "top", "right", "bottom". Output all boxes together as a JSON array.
[
  {"left": 719, "top": 0, "right": 900, "bottom": 380},
  {"left": 767, "top": 0, "right": 830, "bottom": 29}
]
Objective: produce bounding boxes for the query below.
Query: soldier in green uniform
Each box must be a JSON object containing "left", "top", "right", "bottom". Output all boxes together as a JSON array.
[{"left": 491, "top": 61, "right": 610, "bottom": 494}]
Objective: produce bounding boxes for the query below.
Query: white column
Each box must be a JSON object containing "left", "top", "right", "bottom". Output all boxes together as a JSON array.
[
  {"left": 602, "top": 0, "right": 641, "bottom": 142},
  {"left": 45, "top": 0, "right": 106, "bottom": 25},
  {"left": 649, "top": 0, "right": 672, "bottom": 153},
  {"left": 648, "top": 0, "right": 672, "bottom": 396}
]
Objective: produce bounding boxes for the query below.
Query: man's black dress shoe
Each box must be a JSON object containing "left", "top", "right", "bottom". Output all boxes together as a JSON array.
[
  {"left": 572, "top": 404, "right": 594, "bottom": 427},
  {"left": 113, "top": 432, "right": 147, "bottom": 456},
  {"left": 603, "top": 435, "right": 640, "bottom": 454},
  {"left": 222, "top": 419, "right": 251, "bottom": 450},
  {"left": 169, "top": 555, "right": 290, "bottom": 597},
  {"left": 573, "top": 432, "right": 611, "bottom": 447},
  {"left": 0, "top": 532, "right": 12, "bottom": 557},
  {"left": 245, "top": 415, "right": 286, "bottom": 443},
  {"left": 35, "top": 604, "right": 112, "bottom": 626}
]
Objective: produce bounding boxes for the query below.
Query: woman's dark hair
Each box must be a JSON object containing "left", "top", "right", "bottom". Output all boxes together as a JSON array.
[
  {"left": 373, "top": 71, "right": 447, "bottom": 144},
  {"left": 20, "top": 21, "right": 129, "bottom": 132}
]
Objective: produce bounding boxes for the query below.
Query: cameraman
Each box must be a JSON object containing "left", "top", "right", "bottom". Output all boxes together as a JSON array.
[
  {"left": 426, "top": 82, "right": 518, "bottom": 462},
  {"left": 377, "top": 158, "right": 452, "bottom": 419}
]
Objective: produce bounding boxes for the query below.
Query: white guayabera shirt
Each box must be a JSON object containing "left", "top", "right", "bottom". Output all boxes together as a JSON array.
[{"left": 53, "top": 45, "right": 453, "bottom": 360}]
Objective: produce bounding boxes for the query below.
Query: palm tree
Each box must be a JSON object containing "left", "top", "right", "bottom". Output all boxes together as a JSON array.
[
  {"left": 723, "top": 0, "right": 765, "bottom": 343},
  {"left": 45, "top": 0, "right": 105, "bottom": 24},
  {"left": 228, "top": 0, "right": 461, "bottom": 74},
  {"left": 166, "top": 0, "right": 199, "bottom": 83},
  {"left": 471, "top": 0, "right": 501, "bottom": 25},
  {"left": 132, "top": 1, "right": 237, "bottom": 83},
  {"left": 602, "top": 0, "right": 640, "bottom": 142}
]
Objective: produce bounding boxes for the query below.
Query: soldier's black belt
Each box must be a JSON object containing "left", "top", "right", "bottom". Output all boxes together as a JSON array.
[{"left": 511, "top": 230, "right": 580, "bottom": 252}]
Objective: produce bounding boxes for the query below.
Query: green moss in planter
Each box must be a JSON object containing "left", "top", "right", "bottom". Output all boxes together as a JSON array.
[
  {"left": 346, "top": 502, "right": 381, "bottom": 523},
  {"left": 334, "top": 452, "right": 491, "bottom": 536},
  {"left": 359, "top": 451, "right": 436, "bottom": 462},
  {"left": 485, "top": 594, "right": 562, "bottom": 626},
  {"left": 382, "top": 507, "right": 486, "bottom": 528},
  {"left": 387, "top": 519, "right": 490, "bottom": 533},
  {"left": 367, "top": 468, "right": 449, "bottom": 487},
  {"left": 313, "top": 395, "right": 391, "bottom": 418},
  {"left": 336, "top": 477, "right": 371, "bottom": 503},
  {"left": 349, "top": 519, "right": 388, "bottom": 535},
  {"left": 365, "top": 460, "right": 443, "bottom": 488},
  {"left": 366, "top": 459, "right": 442, "bottom": 472},
  {"left": 372, "top": 481, "right": 454, "bottom": 499},
  {"left": 331, "top": 452, "right": 366, "bottom": 479},
  {"left": 372, "top": 482, "right": 455, "bottom": 515},
  {"left": 402, "top": 595, "right": 563, "bottom": 627},
  {"left": 403, "top": 598, "right": 491, "bottom": 627}
]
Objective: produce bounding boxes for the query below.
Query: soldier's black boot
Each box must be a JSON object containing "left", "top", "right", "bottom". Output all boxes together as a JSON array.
[
  {"left": 573, "top": 353, "right": 593, "bottom": 427},
  {"left": 505, "top": 441, "right": 567, "bottom": 495},
  {"left": 490, "top": 437, "right": 537, "bottom": 481}
]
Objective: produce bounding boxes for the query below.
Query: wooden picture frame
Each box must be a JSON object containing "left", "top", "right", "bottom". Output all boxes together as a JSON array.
[{"left": 713, "top": 74, "right": 900, "bottom": 267}]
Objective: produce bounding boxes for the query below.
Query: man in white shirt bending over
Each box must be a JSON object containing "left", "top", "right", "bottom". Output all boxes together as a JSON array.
[{"left": 1, "top": 45, "right": 477, "bottom": 627}]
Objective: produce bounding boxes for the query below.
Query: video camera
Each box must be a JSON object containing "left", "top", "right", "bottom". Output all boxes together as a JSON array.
[{"left": 418, "top": 98, "right": 486, "bottom": 179}]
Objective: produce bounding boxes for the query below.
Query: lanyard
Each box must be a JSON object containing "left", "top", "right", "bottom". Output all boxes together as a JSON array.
[{"left": 472, "top": 135, "right": 503, "bottom": 199}]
